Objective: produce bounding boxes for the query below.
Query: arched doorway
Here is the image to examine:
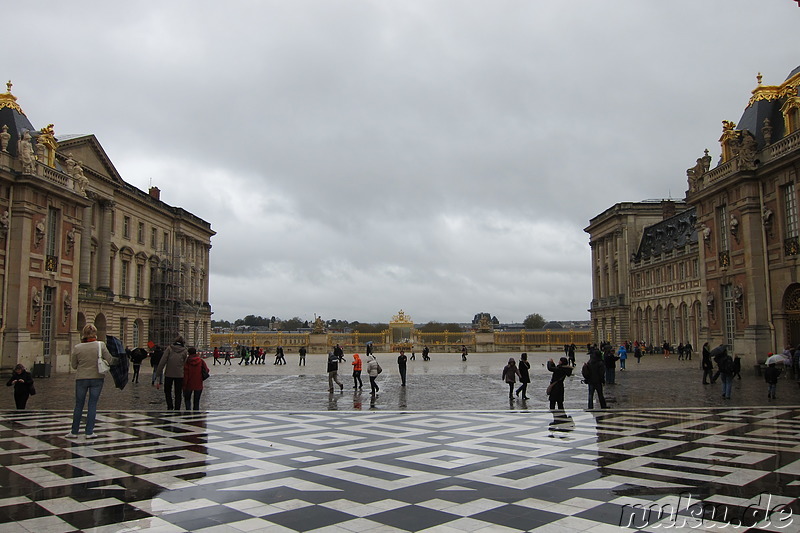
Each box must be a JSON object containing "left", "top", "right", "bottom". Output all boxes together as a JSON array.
[
  {"left": 77, "top": 312, "right": 86, "bottom": 335},
  {"left": 783, "top": 284, "right": 800, "bottom": 346},
  {"left": 94, "top": 313, "right": 107, "bottom": 341}
]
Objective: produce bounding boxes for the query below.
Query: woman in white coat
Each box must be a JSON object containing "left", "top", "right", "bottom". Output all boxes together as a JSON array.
[{"left": 366, "top": 354, "right": 380, "bottom": 395}]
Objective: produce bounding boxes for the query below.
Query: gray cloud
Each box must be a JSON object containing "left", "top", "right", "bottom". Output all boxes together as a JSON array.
[{"left": 4, "top": 1, "right": 798, "bottom": 323}]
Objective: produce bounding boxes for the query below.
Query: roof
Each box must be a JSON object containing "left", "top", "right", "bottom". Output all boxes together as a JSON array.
[{"left": 633, "top": 206, "right": 697, "bottom": 262}]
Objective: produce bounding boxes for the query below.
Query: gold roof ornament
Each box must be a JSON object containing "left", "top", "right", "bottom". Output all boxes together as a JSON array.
[
  {"left": 748, "top": 70, "right": 800, "bottom": 107},
  {"left": 390, "top": 310, "right": 413, "bottom": 324},
  {"left": 0, "top": 80, "right": 26, "bottom": 115}
]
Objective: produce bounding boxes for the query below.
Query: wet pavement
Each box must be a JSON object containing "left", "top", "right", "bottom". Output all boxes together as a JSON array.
[{"left": 13, "top": 351, "right": 799, "bottom": 412}]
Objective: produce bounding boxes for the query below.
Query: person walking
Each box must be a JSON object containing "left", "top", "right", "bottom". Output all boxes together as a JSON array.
[
  {"left": 712, "top": 345, "right": 734, "bottom": 399},
  {"left": 7, "top": 364, "right": 34, "bottom": 409},
  {"left": 603, "top": 347, "right": 619, "bottom": 384},
  {"left": 366, "top": 354, "right": 381, "bottom": 395},
  {"left": 617, "top": 344, "right": 627, "bottom": 371},
  {"left": 327, "top": 351, "right": 343, "bottom": 392},
  {"left": 501, "top": 358, "right": 520, "bottom": 399},
  {"left": 585, "top": 351, "right": 608, "bottom": 409},
  {"left": 397, "top": 350, "right": 408, "bottom": 387},
  {"left": 546, "top": 357, "right": 573, "bottom": 410},
  {"left": 461, "top": 345, "right": 468, "bottom": 361},
  {"left": 212, "top": 347, "right": 220, "bottom": 366},
  {"left": 422, "top": 345, "right": 430, "bottom": 361},
  {"left": 684, "top": 342, "right": 693, "bottom": 361},
  {"left": 299, "top": 346, "right": 307, "bottom": 366},
  {"left": 515, "top": 353, "right": 531, "bottom": 400},
  {"left": 634, "top": 344, "right": 642, "bottom": 364},
  {"left": 732, "top": 355, "right": 742, "bottom": 380},
  {"left": 183, "top": 347, "right": 208, "bottom": 410},
  {"left": 701, "top": 343, "right": 714, "bottom": 384},
  {"left": 334, "top": 344, "right": 345, "bottom": 363},
  {"left": 352, "top": 353, "right": 363, "bottom": 389},
  {"left": 568, "top": 343, "right": 576, "bottom": 367},
  {"left": 150, "top": 345, "right": 163, "bottom": 386},
  {"left": 764, "top": 362, "right": 781, "bottom": 399},
  {"left": 274, "top": 345, "right": 285, "bottom": 365},
  {"left": 155, "top": 336, "right": 188, "bottom": 411},
  {"left": 223, "top": 348, "right": 232, "bottom": 365},
  {"left": 66, "top": 324, "right": 117, "bottom": 438},
  {"left": 130, "top": 347, "right": 147, "bottom": 383}
]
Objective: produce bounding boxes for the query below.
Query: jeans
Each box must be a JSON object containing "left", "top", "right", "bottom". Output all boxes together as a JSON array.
[
  {"left": 71, "top": 378, "right": 104, "bottom": 435},
  {"left": 164, "top": 377, "right": 183, "bottom": 410},
  {"left": 721, "top": 374, "right": 733, "bottom": 398},
  {"left": 768, "top": 383, "right": 777, "bottom": 397},
  {"left": 369, "top": 375, "right": 379, "bottom": 394},
  {"left": 605, "top": 367, "right": 615, "bottom": 384},
  {"left": 328, "top": 371, "right": 342, "bottom": 391},
  {"left": 132, "top": 364, "right": 141, "bottom": 383},
  {"left": 588, "top": 382, "right": 607, "bottom": 409},
  {"left": 516, "top": 382, "right": 528, "bottom": 398},
  {"left": 183, "top": 389, "right": 202, "bottom": 410},
  {"left": 353, "top": 370, "right": 362, "bottom": 388},
  {"left": 399, "top": 367, "right": 407, "bottom": 386},
  {"left": 619, "top": 359, "right": 626, "bottom": 370}
]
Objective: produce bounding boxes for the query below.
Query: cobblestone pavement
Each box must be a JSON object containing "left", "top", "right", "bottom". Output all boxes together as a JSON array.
[{"left": 12, "top": 351, "right": 799, "bottom": 412}]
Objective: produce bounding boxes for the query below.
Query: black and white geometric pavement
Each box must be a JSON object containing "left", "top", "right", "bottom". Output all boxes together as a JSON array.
[{"left": 0, "top": 407, "right": 797, "bottom": 532}]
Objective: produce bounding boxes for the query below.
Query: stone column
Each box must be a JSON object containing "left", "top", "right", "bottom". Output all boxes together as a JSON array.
[
  {"left": 97, "top": 200, "right": 113, "bottom": 291},
  {"left": 79, "top": 203, "right": 92, "bottom": 287}
]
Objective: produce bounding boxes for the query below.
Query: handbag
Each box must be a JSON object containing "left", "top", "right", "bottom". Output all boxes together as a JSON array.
[
  {"left": 28, "top": 382, "right": 36, "bottom": 396},
  {"left": 376, "top": 364, "right": 383, "bottom": 375},
  {"left": 97, "top": 342, "right": 110, "bottom": 374},
  {"left": 546, "top": 382, "right": 555, "bottom": 395},
  {"left": 201, "top": 366, "right": 210, "bottom": 381}
]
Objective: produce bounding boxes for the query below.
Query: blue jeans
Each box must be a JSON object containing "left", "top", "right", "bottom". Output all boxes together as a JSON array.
[
  {"left": 71, "top": 378, "right": 104, "bottom": 435},
  {"left": 721, "top": 374, "right": 733, "bottom": 398}
]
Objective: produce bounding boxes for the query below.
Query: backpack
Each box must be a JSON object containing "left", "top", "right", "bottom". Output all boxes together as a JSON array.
[
  {"left": 721, "top": 355, "right": 735, "bottom": 374},
  {"left": 581, "top": 362, "right": 591, "bottom": 381}
]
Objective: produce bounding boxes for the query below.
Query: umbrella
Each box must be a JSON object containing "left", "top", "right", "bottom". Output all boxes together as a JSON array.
[{"left": 765, "top": 354, "right": 787, "bottom": 365}]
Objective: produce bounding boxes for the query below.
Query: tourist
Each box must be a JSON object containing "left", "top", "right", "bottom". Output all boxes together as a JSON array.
[
  {"left": 515, "top": 352, "right": 531, "bottom": 400},
  {"left": 183, "top": 347, "right": 208, "bottom": 410},
  {"left": 677, "top": 343, "right": 685, "bottom": 360},
  {"left": 130, "top": 347, "right": 147, "bottom": 383},
  {"left": 546, "top": 357, "right": 573, "bottom": 410},
  {"left": 155, "top": 336, "right": 188, "bottom": 411},
  {"left": 422, "top": 345, "right": 430, "bottom": 361},
  {"left": 712, "top": 345, "right": 734, "bottom": 399},
  {"left": 617, "top": 344, "right": 627, "bottom": 370},
  {"left": 352, "top": 353, "right": 363, "bottom": 388},
  {"left": 603, "top": 346, "right": 619, "bottom": 384},
  {"left": 764, "top": 362, "right": 781, "bottom": 399},
  {"left": 732, "top": 355, "right": 742, "bottom": 380},
  {"left": 299, "top": 346, "right": 307, "bottom": 366},
  {"left": 327, "top": 351, "right": 343, "bottom": 392},
  {"left": 223, "top": 348, "right": 232, "bottom": 365},
  {"left": 274, "top": 345, "right": 285, "bottom": 365},
  {"left": 397, "top": 350, "right": 407, "bottom": 386},
  {"left": 334, "top": 344, "right": 344, "bottom": 363},
  {"left": 585, "top": 351, "right": 608, "bottom": 409},
  {"left": 662, "top": 341, "right": 671, "bottom": 358},
  {"left": 150, "top": 344, "right": 163, "bottom": 385},
  {"left": 213, "top": 347, "right": 220, "bottom": 365},
  {"left": 501, "top": 358, "right": 520, "bottom": 399},
  {"left": 366, "top": 354, "right": 381, "bottom": 394},
  {"left": 684, "top": 341, "right": 693, "bottom": 361},
  {"left": 461, "top": 345, "right": 468, "bottom": 361},
  {"left": 634, "top": 343, "right": 642, "bottom": 364},
  {"left": 568, "top": 343, "right": 576, "bottom": 366},
  {"left": 66, "top": 324, "right": 117, "bottom": 438},
  {"left": 6, "top": 364, "right": 34, "bottom": 409},
  {"left": 701, "top": 343, "right": 713, "bottom": 384}
]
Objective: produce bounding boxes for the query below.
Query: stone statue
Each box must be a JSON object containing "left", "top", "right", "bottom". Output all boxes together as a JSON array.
[
  {"left": 730, "top": 214, "right": 739, "bottom": 241},
  {"left": 18, "top": 130, "right": 35, "bottom": 174},
  {"left": 0, "top": 125, "right": 10, "bottom": 152},
  {"left": 66, "top": 227, "right": 76, "bottom": 254},
  {"left": 701, "top": 149, "right": 711, "bottom": 173},
  {"left": 763, "top": 207, "right": 774, "bottom": 237},
  {"left": 700, "top": 223, "right": 712, "bottom": 246},
  {"left": 762, "top": 118, "right": 773, "bottom": 146},
  {"left": 736, "top": 131, "right": 758, "bottom": 171},
  {"left": 706, "top": 290, "right": 715, "bottom": 312},
  {"left": 312, "top": 316, "right": 325, "bottom": 334},
  {"left": 72, "top": 160, "right": 88, "bottom": 196},
  {"left": 0, "top": 210, "right": 8, "bottom": 239},
  {"left": 34, "top": 221, "right": 45, "bottom": 248}
]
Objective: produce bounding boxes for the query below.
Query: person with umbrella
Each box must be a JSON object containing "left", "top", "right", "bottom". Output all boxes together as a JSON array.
[{"left": 765, "top": 358, "right": 782, "bottom": 399}]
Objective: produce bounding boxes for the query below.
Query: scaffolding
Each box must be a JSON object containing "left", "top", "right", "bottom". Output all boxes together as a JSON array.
[{"left": 150, "top": 249, "right": 181, "bottom": 347}]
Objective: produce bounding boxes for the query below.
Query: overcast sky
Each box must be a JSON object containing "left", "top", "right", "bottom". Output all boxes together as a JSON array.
[{"left": 4, "top": 1, "right": 799, "bottom": 324}]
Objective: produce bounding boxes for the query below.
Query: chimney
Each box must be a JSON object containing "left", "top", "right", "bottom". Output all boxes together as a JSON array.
[
  {"left": 149, "top": 186, "right": 160, "bottom": 200},
  {"left": 661, "top": 199, "right": 676, "bottom": 220}
]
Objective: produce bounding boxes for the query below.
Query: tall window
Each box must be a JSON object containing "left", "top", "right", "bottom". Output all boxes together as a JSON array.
[
  {"left": 123, "top": 216, "right": 131, "bottom": 239},
  {"left": 163, "top": 232, "right": 169, "bottom": 253},
  {"left": 151, "top": 227, "right": 157, "bottom": 248},
  {"left": 120, "top": 261, "right": 129, "bottom": 296},
  {"left": 784, "top": 183, "right": 798, "bottom": 238},
  {"left": 133, "top": 321, "right": 140, "bottom": 348},
  {"left": 137, "top": 222, "right": 144, "bottom": 243},
  {"left": 718, "top": 205, "right": 729, "bottom": 250},
  {"left": 135, "top": 264, "right": 143, "bottom": 298},
  {"left": 120, "top": 318, "right": 127, "bottom": 345},
  {"left": 45, "top": 207, "right": 59, "bottom": 272},
  {"left": 41, "top": 287, "right": 54, "bottom": 361},
  {"left": 723, "top": 284, "right": 736, "bottom": 350}
]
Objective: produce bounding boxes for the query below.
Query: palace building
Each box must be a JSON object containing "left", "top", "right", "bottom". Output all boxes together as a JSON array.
[
  {"left": 587, "top": 65, "right": 800, "bottom": 362},
  {"left": 0, "top": 82, "right": 214, "bottom": 374}
]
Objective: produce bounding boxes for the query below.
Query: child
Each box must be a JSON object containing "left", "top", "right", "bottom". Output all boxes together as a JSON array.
[{"left": 764, "top": 362, "right": 781, "bottom": 399}]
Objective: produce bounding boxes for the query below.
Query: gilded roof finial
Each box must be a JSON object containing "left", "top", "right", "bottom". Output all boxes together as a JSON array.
[
  {"left": 5, "top": 81, "right": 11, "bottom": 93},
  {"left": 756, "top": 72, "right": 762, "bottom": 86}
]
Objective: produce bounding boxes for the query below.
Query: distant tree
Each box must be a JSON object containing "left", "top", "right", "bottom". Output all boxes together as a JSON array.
[
  {"left": 351, "top": 323, "right": 389, "bottom": 334},
  {"left": 211, "top": 319, "right": 231, "bottom": 328},
  {"left": 419, "top": 321, "right": 464, "bottom": 333},
  {"left": 279, "top": 317, "right": 305, "bottom": 331},
  {"left": 523, "top": 313, "right": 546, "bottom": 329}
]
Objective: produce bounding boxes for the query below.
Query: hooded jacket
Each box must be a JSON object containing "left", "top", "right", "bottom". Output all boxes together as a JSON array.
[
  {"left": 366, "top": 355, "right": 380, "bottom": 377},
  {"left": 183, "top": 353, "right": 208, "bottom": 391},
  {"left": 155, "top": 343, "right": 188, "bottom": 379},
  {"left": 352, "top": 354, "right": 362, "bottom": 372}
]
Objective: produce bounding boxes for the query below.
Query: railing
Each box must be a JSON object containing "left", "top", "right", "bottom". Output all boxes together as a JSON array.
[
  {"left": 704, "top": 160, "right": 735, "bottom": 185},
  {"left": 37, "top": 162, "right": 72, "bottom": 189},
  {"left": 764, "top": 129, "right": 800, "bottom": 162},
  {"left": 494, "top": 330, "right": 592, "bottom": 348},
  {"left": 211, "top": 332, "right": 310, "bottom": 349},
  {"left": 415, "top": 331, "right": 476, "bottom": 351},
  {"left": 328, "top": 332, "right": 387, "bottom": 352}
]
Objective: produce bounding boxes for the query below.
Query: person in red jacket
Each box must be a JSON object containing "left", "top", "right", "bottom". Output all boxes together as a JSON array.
[
  {"left": 352, "top": 353, "right": 363, "bottom": 389},
  {"left": 183, "top": 347, "right": 209, "bottom": 410}
]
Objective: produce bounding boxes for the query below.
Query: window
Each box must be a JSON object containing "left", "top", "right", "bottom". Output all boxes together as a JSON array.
[
  {"left": 137, "top": 222, "right": 144, "bottom": 243},
  {"left": 693, "top": 259, "right": 699, "bottom": 277},
  {"left": 42, "top": 287, "right": 54, "bottom": 361},
  {"left": 679, "top": 262, "right": 686, "bottom": 280},
  {"left": 151, "top": 228, "right": 157, "bottom": 248},
  {"left": 135, "top": 264, "right": 143, "bottom": 298},
  {"left": 163, "top": 232, "right": 169, "bottom": 253},
  {"left": 120, "top": 260, "right": 129, "bottom": 296},
  {"left": 718, "top": 205, "right": 729, "bottom": 251},
  {"left": 784, "top": 183, "right": 798, "bottom": 238},
  {"left": 723, "top": 284, "right": 736, "bottom": 350},
  {"left": 120, "top": 318, "right": 127, "bottom": 345},
  {"left": 133, "top": 321, "right": 140, "bottom": 348},
  {"left": 123, "top": 216, "right": 131, "bottom": 239},
  {"left": 45, "top": 207, "right": 59, "bottom": 272}
]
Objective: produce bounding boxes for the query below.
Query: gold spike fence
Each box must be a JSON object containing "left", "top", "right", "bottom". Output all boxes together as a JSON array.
[{"left": 210, "top": 329, "right": 592, "bottom": 353}]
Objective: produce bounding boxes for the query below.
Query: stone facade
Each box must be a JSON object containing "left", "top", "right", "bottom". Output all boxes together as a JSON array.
[
  {"left": 588, "top": 66, "right": 800, "bottom": 363},
  {"left": 0, "top": 83, "right": 214, "bottom": 373}
]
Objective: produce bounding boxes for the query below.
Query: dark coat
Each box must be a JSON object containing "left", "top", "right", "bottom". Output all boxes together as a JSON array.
[
  {"left": 518, "top": 360, "right": 531, "bottom": 383},
  {"left": 764, "top": 365, "right": 781, "bottom": 384},
  {"left": 6, "top": 370, "right": 33, "bottom": 396},
  {"left": 547, "top": 360, "right": 572, "bottom": 398},
  {"left": 588, "top": 354, "right": 606, "bottom": 385}
]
